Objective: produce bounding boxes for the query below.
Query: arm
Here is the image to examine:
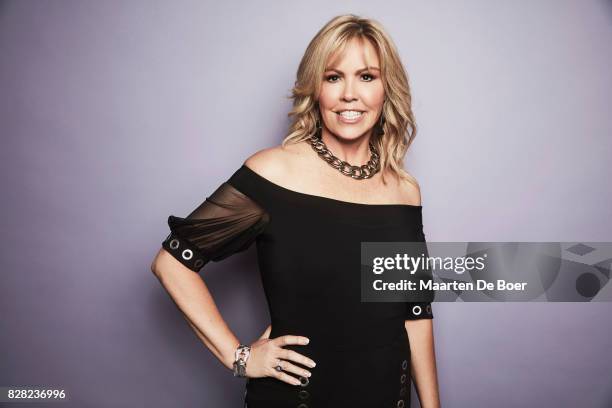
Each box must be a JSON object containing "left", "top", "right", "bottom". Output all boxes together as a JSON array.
[
  {"left": 151, "top": 249, "right": 312, "bottom": 385},
  {"left": 400, "top": 177, "right": 439, "bottom": 405},
  {"left": 404, "top": 319, "right": 440, "bottom": 408},
  {"left": 151, "top": 248, "right": 239, "bottom": 371},
  {"left": 152, "top": 174, "right": 313, "bottom": 383}
]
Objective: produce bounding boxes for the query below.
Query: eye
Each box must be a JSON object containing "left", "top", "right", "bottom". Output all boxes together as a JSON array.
[
  {"left": 325, "top": 73, "right": 376, "bottom": 83},
  {"left": 361, "top": 73, "right": 375, "bottom": 81}
]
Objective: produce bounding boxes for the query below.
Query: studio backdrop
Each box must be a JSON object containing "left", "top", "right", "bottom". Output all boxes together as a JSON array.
[{"left": 1, "top": 1, "right": 611, "bottom": 407}]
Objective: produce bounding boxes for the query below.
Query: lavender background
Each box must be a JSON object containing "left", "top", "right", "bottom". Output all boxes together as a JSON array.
[{"left": 1, "top": 1, "right": 612, "bottom": 407}]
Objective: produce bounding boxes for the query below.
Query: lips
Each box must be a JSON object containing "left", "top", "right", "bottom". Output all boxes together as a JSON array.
[{"left": 336, "top": 110, "right": 365, "bottom": 124}]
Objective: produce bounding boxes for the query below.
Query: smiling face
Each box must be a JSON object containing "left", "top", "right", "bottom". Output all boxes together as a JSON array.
[{"left": 318, "top": 36, "right": 385, "bottom": 142}]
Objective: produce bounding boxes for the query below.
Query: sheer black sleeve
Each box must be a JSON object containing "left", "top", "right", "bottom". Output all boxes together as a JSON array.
[
  {"left": 405, "top": 228, "right": 434, "bottom": 320},
  {"left": 161, "top": 181, "right": 270, "bottom": 273}
]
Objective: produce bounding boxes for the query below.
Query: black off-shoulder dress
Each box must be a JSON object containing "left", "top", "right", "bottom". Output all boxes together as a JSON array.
[{"left": 161, "top": 164, "right": 434, "bottom": 408}]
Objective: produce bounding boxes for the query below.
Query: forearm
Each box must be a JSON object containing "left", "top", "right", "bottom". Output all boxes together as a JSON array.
[
  {"left": 152, "top": 251, "right": 239, "bottom": 371},
  {"left": 404, "top": 319, "right": 440, "bottom": 408},
  {"left": 183, "top": 314, "right": 239, "bottom": 371}
]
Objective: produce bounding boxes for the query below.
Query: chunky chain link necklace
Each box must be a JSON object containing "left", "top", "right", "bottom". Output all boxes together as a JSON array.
[{"left": 308, "top": 128, "right": 381, "bottom": 179}]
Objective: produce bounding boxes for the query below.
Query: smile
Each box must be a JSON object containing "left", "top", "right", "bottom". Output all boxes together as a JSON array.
[{"left": 336, "top": 110, "right": 365, "bottom": 124}]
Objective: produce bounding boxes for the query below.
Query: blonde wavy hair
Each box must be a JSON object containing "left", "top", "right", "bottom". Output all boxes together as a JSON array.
[{"left": 282, "top": 14, "right": 419, "bottom": 186}]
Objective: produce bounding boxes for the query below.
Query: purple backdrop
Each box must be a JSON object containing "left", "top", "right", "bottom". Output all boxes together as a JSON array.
[{"left": 1, "top": 1, "right": 611, "bottom": 407}]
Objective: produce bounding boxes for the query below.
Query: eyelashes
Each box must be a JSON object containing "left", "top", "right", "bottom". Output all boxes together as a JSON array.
[{"left": 325, "top": 74, "right": 375, "bottom": 83}]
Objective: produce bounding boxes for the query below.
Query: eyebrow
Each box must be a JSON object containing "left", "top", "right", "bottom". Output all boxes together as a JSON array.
[{"left": 324, "top": 66, "right": 380, "bottom": 74}]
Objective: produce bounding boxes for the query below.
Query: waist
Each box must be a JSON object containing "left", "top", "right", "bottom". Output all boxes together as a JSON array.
[{"left": 269, "top": 316, "right": 406, "bottom": 352}]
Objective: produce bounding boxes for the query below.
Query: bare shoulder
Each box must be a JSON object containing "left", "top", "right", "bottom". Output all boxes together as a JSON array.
[
  {"left": 392, "top": 171, "right": 422, "bottom": 206},
  {"left": 243, "top": 141, "right": 308, "bottom": 183}
]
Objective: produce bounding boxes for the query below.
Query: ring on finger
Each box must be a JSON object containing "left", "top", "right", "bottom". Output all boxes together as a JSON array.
[{"left": 274, "top": 359, "right": 283, "bottom": 372}]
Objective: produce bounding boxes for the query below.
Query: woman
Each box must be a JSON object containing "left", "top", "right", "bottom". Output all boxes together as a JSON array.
[{"left": 151, "top": 14, "right": 440, "bottom": 408}]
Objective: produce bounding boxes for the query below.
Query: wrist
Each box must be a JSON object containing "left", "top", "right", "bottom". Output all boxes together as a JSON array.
[
  {"left": 223, "top": 338, "right": 241, "bottom": 371},
  {"left": 232, "top": 343, "right": 252, "bottom": 377}
]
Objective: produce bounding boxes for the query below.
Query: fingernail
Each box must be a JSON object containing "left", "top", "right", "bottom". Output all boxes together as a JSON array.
[{"left": 305, "top": 338, "right": 310, "bottom": 344}]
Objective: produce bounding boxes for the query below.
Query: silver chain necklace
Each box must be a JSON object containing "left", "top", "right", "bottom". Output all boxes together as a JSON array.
[{"left": 308, "top": 128, "right": 381, "bottom": 179}]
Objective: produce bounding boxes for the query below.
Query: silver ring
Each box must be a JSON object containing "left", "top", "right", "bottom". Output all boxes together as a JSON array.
[{"left": 274, "top": 359, "right": 283, "bottom": 372}]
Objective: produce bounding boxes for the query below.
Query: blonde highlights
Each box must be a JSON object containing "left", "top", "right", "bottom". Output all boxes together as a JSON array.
[{"left": 282, "top": 14, "right": 419, "bottom": 186}]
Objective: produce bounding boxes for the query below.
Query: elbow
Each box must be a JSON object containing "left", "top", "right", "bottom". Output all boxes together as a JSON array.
[
  {"left": 150, "top": 261, "right": 158, "bottom": 276},
  {"left": 150, "top": 250, "right": 164, "bottom": 278},
  {"left": 150, "top": 261, "right": 161, "bottom": 278},
  {"left": 151, "top": 261, "right": 169, "bottom": 284},
  {"left": 150, "top": 248, "right": 200, "bottom": 280},
  {"left": 150, "top": 248, "right": 182, "bottom": 280}
]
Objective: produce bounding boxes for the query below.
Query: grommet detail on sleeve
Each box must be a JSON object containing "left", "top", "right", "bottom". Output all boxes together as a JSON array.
[
  {"left": 397, "top": 399, "right": 405, "bottom": 408},
  {"left": 181, "top": 249, "right": 193, "bottom": 260},
  {"left": 162, "top": 232, "right": 209, "bottom": 273},
  {"left": 405, "top": 302, "right": 434, "bottom": 320},
  {"left": 401, "top": 359, "right": 408, "bottom": 370},
  {"left": 400, "top": 373, "right": 407, "bottom": 384},
  {"left": 298, "top": 376, "right": 309, "bottom": 387},
  {"left": 298, "top": 390, "right": 309, "bottom": 400}
]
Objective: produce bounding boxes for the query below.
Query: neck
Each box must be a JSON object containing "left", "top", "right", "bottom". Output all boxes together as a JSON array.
[{"left": 320, "top": 127, "right": 373, "bottom": 165}]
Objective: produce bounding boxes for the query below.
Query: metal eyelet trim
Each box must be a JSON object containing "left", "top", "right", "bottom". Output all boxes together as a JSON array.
[
  {"left": 400, "top": 373, "right": 407, "bottom": 384},
  {"left": 182, "top": 249, "right": 193, "bottom": 260},
  {"left": 169, "top": 239, "right": 180, "bottom": 250},
  {"left": 298, "top": 390, "right": 309, "bottom": 400},
  {"left": 412, "top": 305, "right": 422, "bottom": 316},
  {"left": 401, "top": 359, "right": 408, "bottom": 370},
  {"left": 426, "top": 304, "right": 431, "bottom": 314},
  {"left": 397, "top": 399, "right": 405, "bottom": 408},
  {"left": 298, "top": 376, "right": 309, "bottom": 387},
  {"left": 194, "top": 259, "right": 204, "bottom": 269}
]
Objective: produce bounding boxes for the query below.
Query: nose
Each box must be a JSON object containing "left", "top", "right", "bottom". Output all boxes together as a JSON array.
[{"left": 341, "top": 77, "right": 357, "bottom": 102}]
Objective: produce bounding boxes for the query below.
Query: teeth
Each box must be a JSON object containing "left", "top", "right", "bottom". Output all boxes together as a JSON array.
[{"left": 339, "top": 111, "right": 363, "bottom": 119}]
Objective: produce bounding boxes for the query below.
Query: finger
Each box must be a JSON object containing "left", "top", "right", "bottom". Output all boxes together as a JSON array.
[
  {"left": 276, "top": 359, "right": 312, "bottom": 379},
  {"left": 274, "top": 335, "right": 309, "bottom": 347},
  {"left": 279, "top": 348, "right": 317, "bottom": 368},
  {"left": 259, "top": 324, "right": 272, "bottom": 340},
  {"left": 271, "top": 368, "right": 302, "bottom": 386}
]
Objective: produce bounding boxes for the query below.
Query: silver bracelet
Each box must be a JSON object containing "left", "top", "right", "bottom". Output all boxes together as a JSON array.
[{"left": 232, "top": 344, "right": 251, "bottom": 377}]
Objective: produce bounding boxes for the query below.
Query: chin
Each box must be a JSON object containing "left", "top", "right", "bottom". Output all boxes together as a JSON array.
[{"left": 329, "top": 126, "right": 375, "bottom": 141}]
